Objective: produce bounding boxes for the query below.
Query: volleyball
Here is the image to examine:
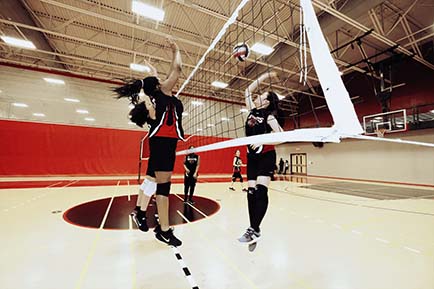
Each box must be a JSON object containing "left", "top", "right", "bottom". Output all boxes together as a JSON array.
[{"left": 232, "top": 43, "right": 249, "bottom": 62}]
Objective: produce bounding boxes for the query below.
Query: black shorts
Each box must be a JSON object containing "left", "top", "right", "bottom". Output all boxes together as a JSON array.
[
  {"left": 247, "top": 150, "right": 276, "bottom": 180},
  {"left": 148, "top": 136, "right": 178, "bottom": 172},
  {"left": 145, "top": 162, "right": 155, "bottom": 178},
  {"left": 231, "top": 171, "right": 243, "bottom": 182}
]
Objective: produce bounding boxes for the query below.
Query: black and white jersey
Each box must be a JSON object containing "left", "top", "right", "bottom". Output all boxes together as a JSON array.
[
  {"left": 245, "top": 108, "right": 274, "bottom": 154},
  {"left": 184, "top": 153, "right": 199, "bottom": 176}
]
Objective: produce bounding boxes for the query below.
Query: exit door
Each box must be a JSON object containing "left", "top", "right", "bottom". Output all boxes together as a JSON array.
[{"left": 290, "top": 153, "right": 307, "bottom": 175}]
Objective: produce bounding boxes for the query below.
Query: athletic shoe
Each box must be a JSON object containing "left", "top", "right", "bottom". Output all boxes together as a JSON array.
[
  {"left": 153, "top": 224, "right": 162, "bottom": 234},
  {"left": 248, "top": 242, "right": 257, "bottom": 252},
  {"left": 229, "top": 187, "right": 235, "bottom": 191},
  {"left": 155, "top": 228, "right": 182, "bottom": 247},
  {"left": 188, "top": 200, "right": 195, "bottom": 205},
  {"left": 238, "top": 227, "right": 261, "bottom": 244},
  {"left": 242, "top": 188, "right": 248, "bottom": 192},
  {"left": 132, "top": 214, "right": 149, "bottom": 232},
  {"left": 130, "top": 208, "right": 138, "bottom": 217}
]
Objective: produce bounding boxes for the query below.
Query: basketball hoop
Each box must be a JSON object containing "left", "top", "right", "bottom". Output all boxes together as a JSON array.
[{"left": 375, "top": 128, "right": 387, "bottom": 138}]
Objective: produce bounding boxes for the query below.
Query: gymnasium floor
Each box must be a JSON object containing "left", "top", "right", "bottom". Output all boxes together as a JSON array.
[{"left": 1, "top": 175, "right": 433, "bottom": 289}]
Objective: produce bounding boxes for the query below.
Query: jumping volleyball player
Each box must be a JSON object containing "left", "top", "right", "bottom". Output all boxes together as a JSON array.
[
  {"left": 238, "top": 71, "right": 284, "bottom": 251},
  {"left": 114, "top": 37, "right": 184, "bottom": 247}
]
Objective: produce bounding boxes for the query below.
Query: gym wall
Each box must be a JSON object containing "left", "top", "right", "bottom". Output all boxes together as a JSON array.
[{"left": 276, "top": 128, "right": 434, "bottom": 186}]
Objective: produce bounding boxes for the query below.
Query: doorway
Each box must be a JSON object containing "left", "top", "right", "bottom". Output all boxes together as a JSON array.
[{"left": 290, "top": 153, "right": 307, "bottom": 175}]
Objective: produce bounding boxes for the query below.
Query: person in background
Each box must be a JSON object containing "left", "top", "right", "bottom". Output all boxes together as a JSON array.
[
  {"left": 278, "top": 158, "right": 284, "bottom": 174},
  {"left": 184, "top": 145, "right": 200, "bottom": 204},
  {"left": 284, "top": 160, "right": 289, "bottom": 174},
  {"left": 229, "top": 149, "right": 247, "bottom": 192}
]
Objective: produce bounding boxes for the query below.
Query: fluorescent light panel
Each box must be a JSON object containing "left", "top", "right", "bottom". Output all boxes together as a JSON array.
[
  {"left": 132, "top": 1, "right": 165, "bottom": 21},
  {"left": 43, "top": 78, "right": 65, "bottom": 85},
  {"left": 33, "top": 113, "right": 45, "bottom": 117},
  {"left": 130, "top": 63, "right": 151, "bottom": 72},
  {"left": 211, "top": 81, "right": 228, "bottom": 88},
  {"left": 251, "top": 43, "right": 274, "bottom": 55},
  {"left": 64, "top": 98, "right": 80, "bottom": 103},
  {"left": 12, "top": 102, "right": 28, "bottom": 107},
  {"left": 207, "top": 124, "right": 215, "bottom": 127},
  {"left": 221, "top": 117, "right": 229, "bottom": 121},
  {"left": 76, "top": 109, "right": 89, "bottom": 114},
  {"left": 1, "top": 36, "right": 36, "bottom": 49},
  {"left": 182, "top": 112, "right": 189, "bottom": 116},
  {"left": 84, "top": 117, "right": 95, "bottom": 121},
  {"left": 191, "top": 100, "right": 204, "bottom": 106},
  {"left": 240, "top": 108, "right": 248, "bottom": 113}
]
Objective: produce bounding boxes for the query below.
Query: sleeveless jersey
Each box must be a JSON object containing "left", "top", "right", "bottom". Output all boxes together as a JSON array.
[
  {"left": 184, "top": 153, "right": 199, "bottom": 175},
  {"left": 233, "top": 156, "right": 242, "bottom": 172},
  {"left": 245, "top": 108, "right": 275, "bottom": 154},
  {"left": 148, "top": 90, "right": 185, "bottom": 140}
]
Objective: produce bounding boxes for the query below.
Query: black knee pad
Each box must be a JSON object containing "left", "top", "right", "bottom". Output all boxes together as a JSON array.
[
  {"left": 255, "top": 184, "right": 268, "bottom": 202},
  {"left": 156, "top": 182, "right": 171, "bottom": 197}
]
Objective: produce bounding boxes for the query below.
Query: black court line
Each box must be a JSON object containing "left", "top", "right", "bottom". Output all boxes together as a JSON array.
[{"left": 171, "top": 246, "right": 200, "bottom": 289}]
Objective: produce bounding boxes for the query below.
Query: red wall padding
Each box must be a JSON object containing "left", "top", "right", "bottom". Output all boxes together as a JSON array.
[{"left": 0, "top": 120, "right": 245, "bottom": 176}]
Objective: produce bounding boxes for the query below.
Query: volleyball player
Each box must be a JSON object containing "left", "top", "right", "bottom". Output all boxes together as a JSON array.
[
  {"left": 183, "top": 145, "right": 200, "bottom": 204},
  {"left": 114, "top": 37, "right": 184, "bottom": 247},
  {"left": 229, "top": 149, "right": 247, "bottom": 192},
  {"left": 238, "top": 71, "right": 284, "bottom": 250}
]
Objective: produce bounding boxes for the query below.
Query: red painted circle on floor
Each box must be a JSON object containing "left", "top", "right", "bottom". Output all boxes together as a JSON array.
[{"left": 63, "top": 194, "right": 220, "bottom": 230}]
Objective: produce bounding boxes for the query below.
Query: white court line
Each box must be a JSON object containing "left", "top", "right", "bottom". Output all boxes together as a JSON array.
[
  {"left": 351, "top": 230, "right": 363, "bottom": 235},
  {"left": 127, "top": 180, "right": 131, "bottom": 201},
  {"left": 2, "top": 180, "right": 77, "bottom": 212},
  {"left": 74, "top": 180, "right": 119, "bottom": 289},
  {"left": 375, "top": 237, "right": 390, "bottom": 244},
  {"left": 403, "top": 246, "right": 421, "bottom": 254},
  {"left": 172, "top": 194, "right": 208, "bottom": 218}
]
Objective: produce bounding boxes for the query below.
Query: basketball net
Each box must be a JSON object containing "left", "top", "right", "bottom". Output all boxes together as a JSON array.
[{"left": 376, "top": 128, "right": 387, "bottom": 138}]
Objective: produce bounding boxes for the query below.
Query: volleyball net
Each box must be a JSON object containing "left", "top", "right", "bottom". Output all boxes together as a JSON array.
[{"left": 173, "top": 0, "right": 363, "bottom": 157}]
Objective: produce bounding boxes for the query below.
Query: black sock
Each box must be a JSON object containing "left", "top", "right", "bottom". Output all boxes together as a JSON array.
[
  {"left": 253, "top": 184, "right": 268, "bottom": 233},
  {"left": 137, "top": 209, "right": 146, "bottom": 218},
  {"left": 247, "top": 187, "right": 256, "bottom": 231}
]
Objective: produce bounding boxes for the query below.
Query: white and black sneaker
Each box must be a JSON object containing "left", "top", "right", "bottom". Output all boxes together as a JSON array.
[
  {"left": 132, "top": 214, "right": 149, "bottom": 232},
  {"left": 238, "top": 227, "right": 261, "bottom": 244},
  {"left": 155, "top": 228, "right": 182, "bottom": 247}
]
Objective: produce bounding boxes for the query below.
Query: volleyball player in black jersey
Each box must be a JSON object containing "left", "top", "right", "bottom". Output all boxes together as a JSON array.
[
  {"left": 238, "top": 71, "right": 284, "bottom": 250},
  {"left": 183, "top": 145, "right": 200, "bottom": 204},
  {"left": 114, "top": 38, "right": 184, "bottom": 247},
  {"left": 229, "top": 150, "right": 247, "bottom": 192}
]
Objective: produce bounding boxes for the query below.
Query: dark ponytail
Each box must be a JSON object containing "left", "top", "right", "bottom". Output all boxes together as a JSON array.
[
  {"left": 129, "top": 102, "right": 149, "bottom": 128},
  {"left": 112, "top": 78, "right": 143, "bottom": 104},
  {"left": 266, "top": 91, "right": 285, "bottom": 127}
]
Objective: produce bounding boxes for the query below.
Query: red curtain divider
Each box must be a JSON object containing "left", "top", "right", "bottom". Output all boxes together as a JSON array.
[{"left": 0, "top": 120, "right": 245, "bottom": 176}]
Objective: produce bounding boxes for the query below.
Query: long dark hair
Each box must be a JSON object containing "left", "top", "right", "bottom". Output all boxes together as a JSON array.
[
  {"left": 265, "top": 91, "right": 285, "bottom": 127},
  {"left": 112, "top": 77, "right": 159, "bottom": 127}
]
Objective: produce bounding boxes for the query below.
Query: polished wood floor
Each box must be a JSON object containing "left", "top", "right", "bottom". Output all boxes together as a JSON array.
[{"left": 1, "top": 175, "right": 433, "bottom": 289}]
